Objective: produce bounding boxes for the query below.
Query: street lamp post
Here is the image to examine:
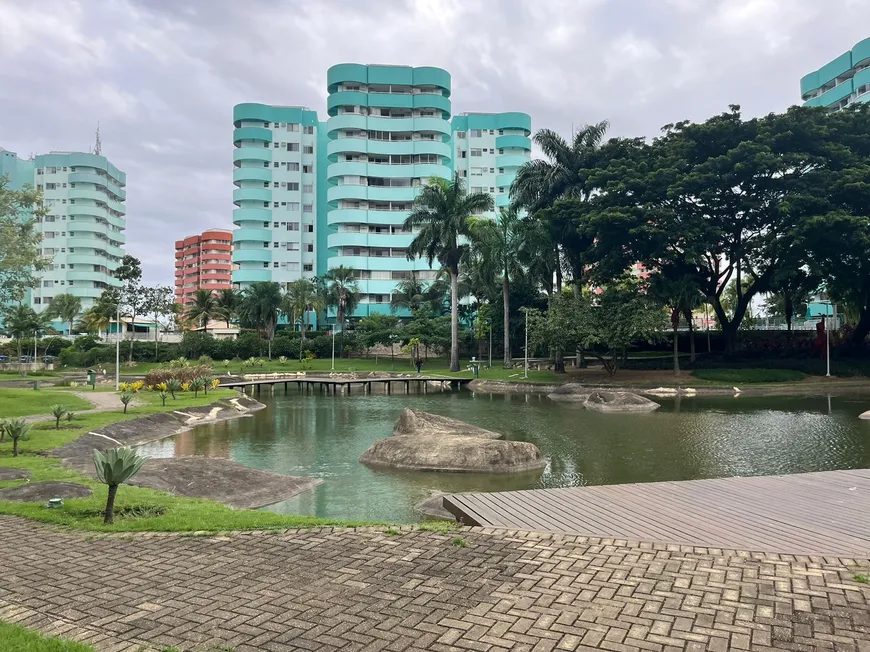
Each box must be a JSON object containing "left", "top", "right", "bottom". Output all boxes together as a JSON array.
[
  {"left": 523, "top": 308, "right": 529, "bottom": 380},
  {"left": 115, "top": 306, "right": 120, "bottom": 391},
  {"left": 826, "top": 312, "right": 831, "bottom": 378},
  {"left": 331, "top": 328, "right": 336, "bottom": 371}
]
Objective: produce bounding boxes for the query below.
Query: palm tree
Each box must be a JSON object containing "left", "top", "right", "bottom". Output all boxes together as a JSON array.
[
  {"left": 76, "top": 307, "right": 110, "bottom": 336},
  {"left": 185, "top": 290, "right": 219, "bottom": 334},
  {"left": 239, "top": 282, "right": 282, "bottom": 359},
  {"left": 44, "top": 293, "right": 81, "bottom": 337},
  {"left": 215, "top": 288, "right": 240, "bottom": 329},
  {"left": 282, "top": 279, "right": 323, "bottom": 359},
  {"left": 323, "top": 266, "right": 360, "bottom": 344},
  {"left": 2, "top": 303, "right": 51, "bottom": 371},
  {"left": 471, "top": 207, "right": 525, "bottom": 368},
  {"left": 405, "top": 175, "right": 494, "bottom": 372},
  {"left": 390, "top": 272, "right": 428, "bottom": 314}
]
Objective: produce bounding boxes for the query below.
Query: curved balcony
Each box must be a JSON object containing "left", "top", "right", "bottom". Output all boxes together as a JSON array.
[
  {"left": 325, "top": 255, "right": 428, "bottom": 272},
  {"left": 326, "top": 161, "right": 367, "bottom": 181},
  {"left": 68, "top": 287, "right": 104, "bottom": 300},
  {"left": 495, "top": 135, "right": 531, "bottom": 150},
  {"left": 326, "top": 92, "right": 370, "bottom": 114},
  {"left": 327, "top": 185, "right": 369, "bottom": 204},
  {"left": 68, "top": 236, "right": 112, "bottom": 249},
  {"left": 68, "top": 270, "right": 110, "bottom": 282},
  {"left": 233, "top": 208, "right": 271, "bottom": 225},
  {"left": 327, "top": 138, "right": 450, "bottom": 160},
  {"left": 68, "top": 253, "right": 110, "bottom": 265},
  {"left": 233, "top": 249, "right": 272, "bottom": 263},
  {"left": 233, "top": 227, "right": 272, "bottom": 243},
  {"left": 233, "top": 168, "right": 271, "bottom": 186},
  {"left": 68, "top": 220, "right": 109, "bottom": 235},
  {"left": 233, "top": 269, "right": 273, "bottom": 284},
  {"left": 363, "top": 94, "right": 414, "bottom": 111},
  {"left": 233, "top": 147, "right": 272, "bottom": 166},
  {"left": 496, "top": 173, "right": 517, "bottom": 188},
  {"left": 495, "top": 194, "right": 511, "bottom": 208},
  {"left": 412, "top": 94, "right": 451, "bottom": 115},
  {"left": 326, "top": 113, "right": 368, "bottom": 134},
  {"left": 326, "top": 208, "right": 410, "bottom": 226},
  {"left": 361, "top": 116, "right": 415, "bottom": 133},
  {"left": 68, "top": 173, "right": 127, "bottom": 200},
  {"left": 233, "top": 188, "right": 272, "bottom": 205},
  {"left": 855, "top": 67, "right": 870, "bottom": 91},
  {"left": 327, "top": 232, "right": 413, "bottom": 249},
  {"left": 326, "top": 185, "right": 419, "bottom": 204},
  {"left": 412, "top": 67, "right": 451, "bottom": 94},
  {"left": 415, "top": 117, "right": 451, "bottom": 135},
  {"left": 495, "top": 154, "right": 530, "bottom": 169},
  {"left": 233, "top": 127, "right": 272, "bottom": 146},
  {"left": 69, "top": 189, "right": 110, "bottom": 204},
  {"left": 326, "top": 63, "right": 370, "bottom": 92}
]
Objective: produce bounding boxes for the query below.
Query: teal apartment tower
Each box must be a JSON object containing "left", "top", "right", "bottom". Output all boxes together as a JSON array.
[
  {"left": 0, "top": 147, "right": 126, "bottom": 327},
  {"left": 232, "top": 64, "right": 531, "bottom": 318},
  {"left": 801, "top": 37, "right": 870, "bottom": 110}
]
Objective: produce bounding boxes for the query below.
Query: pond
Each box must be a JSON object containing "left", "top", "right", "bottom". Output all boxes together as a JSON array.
[{"left": 139, "top": 388, "right": 870, "bottom": 523}]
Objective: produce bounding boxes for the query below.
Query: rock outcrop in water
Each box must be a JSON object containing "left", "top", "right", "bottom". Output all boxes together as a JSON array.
[
  {"left": 360, "top": 409, "right": 545, "bottom": 473},
  {"left": 547, "top": 384, "right": 591, "bottom": 402},
  {"left": 584, "top": 391, "right": 661, "bottom": 413}
]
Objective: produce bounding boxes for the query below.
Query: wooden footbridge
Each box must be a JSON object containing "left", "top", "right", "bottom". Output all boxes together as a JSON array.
[
  {"left": 219, "top": 375, "right": 472, "bottom": 395},
  {"left": 444, "top": 468, "right": 870, "bottom": 556}
]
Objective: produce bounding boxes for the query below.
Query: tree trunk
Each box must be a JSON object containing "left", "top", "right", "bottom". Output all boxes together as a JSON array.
[
  {"left": 688, "top": 320, "right": 696, "bottom": 363},
  {"left": 673, "top": 323, "right": 680, "bottom": 375},
  {"left": 722, "top": 323, "right": 739, "bottom": 356},
  {"left": 502, "top": 276, "right": 511, "bottom": 369},
  {"left": 104, "top": 484, "right": 119, "bottom": 524},
  {"left": 12, "top": 438, "right": 18, "bottom": 457},
  {"left": 300, "top": 312, "right": 307, "bottom": 361},
  {"left": 449, "top": 270, "right": 460, "bottom": 372},
  {"left": 850, "top": 300, "right": 870, "bottom": 348},
  {"left": 554, "top": 348, "right": 565, "bottom": 374}
]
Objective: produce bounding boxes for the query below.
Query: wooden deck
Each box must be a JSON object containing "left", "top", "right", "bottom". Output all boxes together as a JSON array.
[
  {"left": 443, "top": 469, "right": 870, "bottom": 556},
  {"left": 221, "top": 375, "right": 470, "bottom": 395}
]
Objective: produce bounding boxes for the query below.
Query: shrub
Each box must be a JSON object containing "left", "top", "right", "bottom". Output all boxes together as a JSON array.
[
  {"left": 93, "top": 447, "right": 148, "bottom": 524},
  {"left": 50, "top": 404, "right": 69, "bottom": 429},
  {"left": 691, "top": 368, "right": 807, "bottom": 384},
  {"left": 144, "top": 364, "right": 213, "bottom": 387}
]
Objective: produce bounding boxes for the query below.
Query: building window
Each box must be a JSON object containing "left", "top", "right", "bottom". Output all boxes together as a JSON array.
[
  {"left": 303, "top": 264, "right": 313, "bottom": 272},
  {"left": 470, "top": 149, "right": 482, "bottom": 157},
  {"left": 273, "top": 262, "right": 279, "bottom": 268},
  {"left": 273, "top": 221, "right": 279, "bottom": 227},
  {"left": 287, "top": 123, "right": 299, "bottom": 132},
  {"left": 303, "top": 146, "right": 314, "bottom": 154},
  {"left": 304, "top": 125, "right": 314, "bottom": 134},
  {"left": 306, "top": 224, "right": 314, "bottom": 232},
  {"left": 288, "top": 202, "right": 300, "bottom": 211},
  {"left": 306, "top": 244, "right": 314, "bottom": 252},
  {"left": 470, "top": 129, "right": 483, "bottom": 138},
  {"left": 273, "top": 162, "right": 279, "bottom": 168},
  {"left": 287, "top": 143, "right": 300, "bottom": 152},
  {"left": 303, "top": 204, "right": 313, "bottom": 213},
  {"left": 303, "top": 184, "right": 313, "bottom": 193},
  {"left": 303, "top": 165, "right": 313, "bottom": 173},
  {"left": 288, "top": 182, "right": 299, "bottom": 191},
  {"left": 288, "top": 162, "right": 300, "bottom": 171},
  {"left": 273, "top": 242, "right": 279, "bottom": 248},
  {"left": 456, "top": 131, "right": 466, "bottom": 139},
  {"left": 287, "top": 222, "right": 300, "bottom": 231}
]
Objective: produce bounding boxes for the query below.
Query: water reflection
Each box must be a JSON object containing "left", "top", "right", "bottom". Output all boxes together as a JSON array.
[{"left": 137, "top": 389, "right": 870, "bottom": 523}]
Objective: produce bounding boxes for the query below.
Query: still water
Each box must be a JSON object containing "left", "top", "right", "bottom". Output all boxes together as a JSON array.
[{"left": 140, "top": 388, "right": 870, "bottom": 523}]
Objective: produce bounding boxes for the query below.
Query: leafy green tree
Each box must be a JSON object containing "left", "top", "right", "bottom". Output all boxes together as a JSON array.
[
  {"left": 649, "top": 274, "right": 702, "bottom": 374},
  {"left": 93, "top": 447, "right": 148, "bottom": 524},
  {"left": 75, "top": 307, "right": 110, "bottom": 336},
  {"left": 405, "top": 175, "right": 493, "bottom": 371},
  {"left": 401, "top": 306, "right": 451, "bottom": 360},
  {"left": 44, "top": 293, "right": 81, "bottom": 337},
  {"left": 239, "top": 282, "right": 282, "bottom": 359},
  {"left": 390, "top": 272, "right": 432, "bottom": 314},
  {"left": 142, "top": 285, "right": 175, "bottom": 356},
  {"left": 49, "top": 404, "right": 69, "bottom": 429},
  {"left": 2, "top": 303, "right": 52, "bottom": 370},
  {"left": 0, "top": 175, "right": 51, "bottom": 303},
  {"left": 585, "top": 105, "right": 835, "bottom": 354},
  {"left": 185, "top": 289, "right": 219, "bottom": 333},
  {"left": 765, "top": 268, "right": 819, "bottom": 334},
  {"left": 356, "top": 313, "right": 400, "bottom": 361},
  {"left": 215, "top": 288, "right": 240, "bottom": 328},
  {"left": 114, "top": 255, "right": 145, "bottom": 362}
]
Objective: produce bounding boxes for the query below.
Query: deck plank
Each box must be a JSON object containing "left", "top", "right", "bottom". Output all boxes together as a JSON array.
[{"left": 443, "top": 469, "right": 870, "bottom": 556}]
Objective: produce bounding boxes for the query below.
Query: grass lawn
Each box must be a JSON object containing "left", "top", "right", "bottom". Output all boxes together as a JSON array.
[
  {"left": 0, "top": 388, "right": 93, "bottom": 417},
  {"left": 0, "top": 386, "right": 371, "bottom": 532},
  {"left": 0, "top": 621, "right": 94, "bottom": 652},
  {"left": 691, "top": 368, "right": 808, "bottom": 384},
  {"left": 0, "top": 369, "right": 59, "bottom": 379}
]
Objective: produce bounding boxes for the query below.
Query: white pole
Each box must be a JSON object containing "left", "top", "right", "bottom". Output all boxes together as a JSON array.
[
  {"left": 488, "top": 326, "right": 492, "bottom": 369},
  {"left": 115, "top": 307, "right": 120, "bottom": 390},
  {"left": 331, "top": 329, "right": 335, "bottom": 371},
  {"left": 825, "top": 312, "right": 831, "bottom": 377},
  {"left": 523, "top": 310, "right": 528, "bottom": 380}
]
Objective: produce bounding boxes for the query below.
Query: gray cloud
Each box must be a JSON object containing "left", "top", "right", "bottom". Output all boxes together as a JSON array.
[{"left": 1, "top": 0, "right": 868, "bottom": 284}]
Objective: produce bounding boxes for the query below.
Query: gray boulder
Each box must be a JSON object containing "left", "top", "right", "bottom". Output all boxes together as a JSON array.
[
  {"left": 360, "top": 409, "right": 545, "bottom": 473},
  {"left": 547, "top": 383, "right": 591, "bottom": 402},
  {"left": 393, "top": 408, "right": 500, "bottom": 439},
  {"left": 584, "top": 391, "right": 660, "bottom": 413},
  {"left": 414, "top": 494, "right": 456, "bottom": 521}
]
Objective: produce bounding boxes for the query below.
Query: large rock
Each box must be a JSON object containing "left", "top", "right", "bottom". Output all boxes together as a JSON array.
[
  {"left": 360, "top": 409, "right": 545, "bottom": 474},
  {"left": 584, "top": 391, "right": 661, "bottom": 413},
  {"left": 393, "top": 408, "right": 501, "bottom": 439},
  {"left": 547, "top": 384, "right": 591, "bottom": 402}
]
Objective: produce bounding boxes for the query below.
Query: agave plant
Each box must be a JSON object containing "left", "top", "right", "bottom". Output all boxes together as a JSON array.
[
  {"left": 6, "top": 419, "right": 32, "bottom": 457},
  {"left": 119, "top": 391, "right": 135, "bottom": 414},
  {"left": 165, "top": 378, "right": 182, "bottom": 400},
  {"left": 200, "top": 376, "right": 215, "bottom": 395},
  {"left": 93, "top": 446, "right": 149, "bottom": 524},
  {"left": 50, "top": 404, "right": 69, "bottom": 430},
  {"left": 0, "top": 418, "right": 9, "bottom": 443},
  {"left": 190, "top": 377, "right": 206, "bottom": 398},
  {"left": 278, "top": 356, "right": 288, "bottom": 365},
  {"left": 158, "top": 390, "right": 169, "bottom": 407}
]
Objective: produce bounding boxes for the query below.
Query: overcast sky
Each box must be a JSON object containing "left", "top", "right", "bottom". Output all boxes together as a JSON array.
[{"left": 1, "top": 0, "right": 868, "bottom": 285}]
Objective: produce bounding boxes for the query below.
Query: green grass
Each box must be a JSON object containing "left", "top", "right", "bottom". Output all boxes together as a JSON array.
[
  {"left": 854, "top": 574, "right": 868, "bottom": 584},
  {"left": 0, "top": 621, "right": 94, "bottom": 651},
  {"left": 450, "top": 536, "right": 467, "bottom": 548},
  {"left": 0, "top": 388, "right": 93, "bottom": 417},
  {"left": 690, "top": 368, "right": 808, "bottom": 384},
  {"left": 0, "top": 386, "right": 370, "bottom": 532},
  {"left": 0, "top": 369, "right": 59, "bottom": 378}
]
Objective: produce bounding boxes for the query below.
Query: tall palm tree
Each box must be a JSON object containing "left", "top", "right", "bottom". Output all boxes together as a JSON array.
[
  {"left": 185, "top": 290, "right": 219, "bottom": 334},
  {"left": 323, "top": 265, "right": 360, "bottom": 339},
  {"left": 239, "top": 282, "right": 282, "bottom": 359},
  {"left": 471, "top": 207, "right": 525, "bottom": 368},
  {"left": 215, "top": 288, "right": 240, "bottom": 329},
  {"left": 282, "top": 279, "right": 323, "bottom": 359},
  {"left": 44, "top": 293, "right": 81, "bottom": 337},
  {"left": 405, "top": 175, "right": 493, "bottom": 372}
]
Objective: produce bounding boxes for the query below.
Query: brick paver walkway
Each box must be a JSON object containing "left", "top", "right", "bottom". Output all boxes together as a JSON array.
[{"left": 0, "top": 517, "right": 868, "bottom": 652}]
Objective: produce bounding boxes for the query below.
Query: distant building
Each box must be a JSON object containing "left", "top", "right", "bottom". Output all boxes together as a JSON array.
[
  {"left": 0, "top": 146, "right": 126, "bottom": 329},
  {"left": 801, "top": 37, "right": 870, "bottom": 110},
  {"left": 232, "top": 63, "right": 531, "bottom": 320},
  {"left": 174, "top": 229, "right": 233, "bottom": 305}
]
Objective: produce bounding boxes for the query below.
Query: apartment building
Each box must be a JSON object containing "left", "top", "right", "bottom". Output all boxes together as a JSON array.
[
  {"left": 801, "top": 37, "right": 870, "bottom": 110},
  {"left": 174, "top": 229, "right": 233, "bottom": 305}
]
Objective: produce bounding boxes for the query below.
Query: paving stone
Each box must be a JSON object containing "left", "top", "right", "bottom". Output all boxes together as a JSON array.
[{"left": 0, "top": 516, "right": 868, "bottom": 651}]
